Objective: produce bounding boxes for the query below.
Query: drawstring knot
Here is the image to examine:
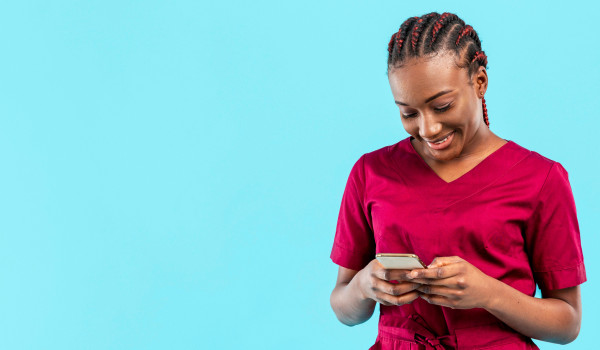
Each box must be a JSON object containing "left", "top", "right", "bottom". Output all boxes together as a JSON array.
[{"left": 414, "top": 332, "right": 453, "bottom": 349}]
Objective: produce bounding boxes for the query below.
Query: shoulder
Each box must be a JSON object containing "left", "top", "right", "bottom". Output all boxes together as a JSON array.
[
  {"left": 361, "top": 137, "right": 412, "bottom": 168},
  {"left": 505, "top": 140, "right": 571, "bottom": 190},
  {"left": 346, "top": 137, "right": 411, "bottom": 185},
  {"left": 507, "top": 140, "right": 561, "bottom": 172}
]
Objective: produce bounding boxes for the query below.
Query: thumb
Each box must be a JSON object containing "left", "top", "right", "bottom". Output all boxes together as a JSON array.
[{"left": 428, "top": 256, "right": 461, "bottom": 268}]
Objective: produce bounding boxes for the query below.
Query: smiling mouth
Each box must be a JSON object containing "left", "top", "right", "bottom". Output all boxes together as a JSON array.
[
  {"left": 425, "top": 131, "right": 455, "bottom": 144},
  {"left": 425, "top": 131, "right": 455, "bottom": 150}
]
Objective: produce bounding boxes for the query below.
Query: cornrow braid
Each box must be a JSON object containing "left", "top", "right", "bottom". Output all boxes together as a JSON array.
[
  {"left": 387, "top": 12, "right": 490, "bottom": 128},
  {"left": 410, "top": 13, "right": 437, "bottom": 53},
  {"left": 471, "top": 50, "right": 488, "bottom": 67},
  {"left": 387, "top": 17, "right": 419, "bottom": 61},
  {"left": 410, "top": 18, "right": 424, "bottom": 51},
  {"left": 430, "top": 12, "right": 458, "bottom": 47},
  {"left": 456, "top": 25, "right": 476, "bottom": 46},
  {"left": 387, "top": 32, "right": 397, "bottom": 55}
]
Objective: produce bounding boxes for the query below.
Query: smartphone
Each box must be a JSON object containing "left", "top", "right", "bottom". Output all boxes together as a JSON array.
[{"left": 375, "top": 253, "right": 427, "bottom": 269}]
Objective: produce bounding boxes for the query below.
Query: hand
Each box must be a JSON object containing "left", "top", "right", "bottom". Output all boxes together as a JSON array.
[
  {"left": 406, "top": 256, "right": 499, "bottom": 309},
  {"left": 357, "top": 259, "right": 421, "bottom": 306}
]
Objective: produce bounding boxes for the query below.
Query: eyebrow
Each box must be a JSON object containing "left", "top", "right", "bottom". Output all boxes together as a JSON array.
[{"left": 395, "top": 89, "right": 454, "bottom": 106}]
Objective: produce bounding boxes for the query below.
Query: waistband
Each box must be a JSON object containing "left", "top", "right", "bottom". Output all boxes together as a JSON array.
[{"left": 378, "top": 314, "right": 533, "bottom": 349}]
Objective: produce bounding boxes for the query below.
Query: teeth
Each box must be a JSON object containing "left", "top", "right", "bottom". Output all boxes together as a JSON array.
[{"left": 430, "top": 132, "right": 453, "bottom": 144}]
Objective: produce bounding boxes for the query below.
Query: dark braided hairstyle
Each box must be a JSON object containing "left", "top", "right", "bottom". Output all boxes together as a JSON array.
[{"left": 387, "top": 12, "right": 490, "bottom": 127}]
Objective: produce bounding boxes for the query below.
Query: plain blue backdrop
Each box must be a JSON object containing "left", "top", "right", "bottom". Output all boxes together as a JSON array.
[{"left": 0, "top": 0, "right": 597, "bottom": 349}]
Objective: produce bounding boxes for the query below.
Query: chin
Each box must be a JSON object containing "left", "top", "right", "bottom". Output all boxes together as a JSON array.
[
  {"left": 430, "top": 151, "right": 456, "bottom": 162},
  {"left": 421, "top": 132, "right": 463, "bottom": 162},
  {"left": 427, "top": 145, "right": 460, "bottom": 162}
]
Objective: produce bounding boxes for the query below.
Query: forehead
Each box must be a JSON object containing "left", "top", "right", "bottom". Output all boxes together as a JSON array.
[{"left": 388, "top": 52, "right": 470, "bottom": 103}]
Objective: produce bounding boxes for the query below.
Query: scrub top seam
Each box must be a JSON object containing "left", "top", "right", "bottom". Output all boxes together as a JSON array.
[
  {"left": 438, "top": 150, "right": 533, "bottom": 211},
  {"left": 522, "top": 160, "right": 557, "bottom": 227},
  {"left": 533, "top": 260, "right": 585, "bottom": 273},
  {"left": 534, "top": 161, "right": 558, "bottom": 202},
  {"left": 403, "top": 137, "right": 513, "bottom": 186}
]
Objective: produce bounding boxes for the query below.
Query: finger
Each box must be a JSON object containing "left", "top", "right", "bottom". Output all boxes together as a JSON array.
[
  {"left": 416, "top": 284, "right": 465, "bottom": 299},
  {"left": 374, "top": 294, "right": 396, "bottom": 306},
  {"left": 376, "top": 290, "right": 420, "bottom": 306},
  {"left": 390, "top": 269, "right": 414, "bottom": 281},
  {"left": 392, "top": 290, "right": 420, "bottom": 305},
  {"left": 373, "top": 267, "right": 412, "bottom": 282},
  {"left": 419, "top": 293, "right": 456, "bottom": 308},
  {"left": 374, "top": 290, "right": 404, "bottom": 306},
  {"left": 407, "top": 263, "right": 463, "bottom": 280},
  {"left": 386, "top": 269, "right": 414, "bottom": 282},
  {"left": 428, "top": 256, "right": 463, "bottom": 268},
  {"left": 373, "top": 279, "right": 421, "bottom": 296},
  {"left": 412, "top": 275, "right": 470, "bottom": 290},
  {"left": 407, "top": 277, "right": 455, "bottom": 286}
]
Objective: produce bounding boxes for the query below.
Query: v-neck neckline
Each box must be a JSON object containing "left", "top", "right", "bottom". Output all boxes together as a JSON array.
[{"left": 406, "top": 136, "right": 513, "bottom": 185}]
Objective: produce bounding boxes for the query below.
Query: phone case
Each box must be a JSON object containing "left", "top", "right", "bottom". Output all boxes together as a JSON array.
[{"left": 375, "top": 253, "right": 427, "bottom": 269}]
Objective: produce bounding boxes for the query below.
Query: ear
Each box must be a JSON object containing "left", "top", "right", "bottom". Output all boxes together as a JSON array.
[{"left": 473, "top": 66, "right": 488, "bottom": 97}]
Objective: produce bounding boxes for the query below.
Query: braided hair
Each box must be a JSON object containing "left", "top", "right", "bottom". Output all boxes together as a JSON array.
[{"left": 387, "top": 12, "right": 490, "bottom": 127}]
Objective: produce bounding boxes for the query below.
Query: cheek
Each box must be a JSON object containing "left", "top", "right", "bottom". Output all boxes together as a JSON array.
[
  {"left": 462, "top": 99, "right": 480, "bottom": 123},
  {"left": 447, "top": 106, "right": 474, "bottom": 126}
]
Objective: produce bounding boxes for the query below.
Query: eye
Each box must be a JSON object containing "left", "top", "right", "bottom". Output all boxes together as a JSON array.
[
  {"left": 402, "top": 112, "right": 417, "bottom": 119},
  {"left": 434, "top": 103, "right": 452, "bottom": 113}
]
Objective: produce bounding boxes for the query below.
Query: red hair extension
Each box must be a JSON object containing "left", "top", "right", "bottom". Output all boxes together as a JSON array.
[
  {"left": 387, "top": 32, "right": 396, "bottom": 54},
  {"left": 472, "top": 51, "right": 489, "bottom": 127},
  {"left": 431, "top": 12, "right": 451, "bottom": 44},
  {"left": 471, "top": 51, "right": 488, "bottom": 66},
  {"left": 396, "top": 39, "right": 405, "bottom": 54},
  {"left": 395, "top": 31, "right": 405, "bottom": 55},
  {"left": 456, "top": 25, "right": 474, "bottom": 46},
  {"left": 411, "top": 18, "right": 424, "bottom": 51},
  {"left": 389, "top": 17, "right": 419, "bottom": 55},
  {"left": 482, "top": 96, "right": 489, "bottom": 127},
  {"left": 410, "top": 13, "right": 436, "bottom": 51}
]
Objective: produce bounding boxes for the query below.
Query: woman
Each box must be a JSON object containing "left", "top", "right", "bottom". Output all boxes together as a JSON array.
[{"left": 329, "top": 12, "right": 586, "bottom": 349}]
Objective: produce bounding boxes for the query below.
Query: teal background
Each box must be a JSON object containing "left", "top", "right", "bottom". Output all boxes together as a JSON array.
[{"left": 0, "top": 0, "right": 596, "bottom": 349}]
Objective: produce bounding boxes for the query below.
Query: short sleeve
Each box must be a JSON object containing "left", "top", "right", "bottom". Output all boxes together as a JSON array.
[
  {"left": 524, "top": 161, "right": 586, "bottom": 290},
  {"left": 330, "top": 155, "right": 375, "bottom": 271}
]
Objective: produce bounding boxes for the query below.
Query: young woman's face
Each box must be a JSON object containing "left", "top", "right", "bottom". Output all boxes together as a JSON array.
[{"left": 388, "top": 51, "right": 487, "bottom": 163}]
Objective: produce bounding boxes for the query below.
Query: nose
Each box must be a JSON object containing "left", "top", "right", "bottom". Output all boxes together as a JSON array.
[{"left": 418, "top": 112, "right": 442, "bottom": 140}]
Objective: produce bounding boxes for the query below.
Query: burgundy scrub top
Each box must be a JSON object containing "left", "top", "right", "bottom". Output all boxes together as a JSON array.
[{"left": 330, "top": 136, "right": 586, "bottom": 350}]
